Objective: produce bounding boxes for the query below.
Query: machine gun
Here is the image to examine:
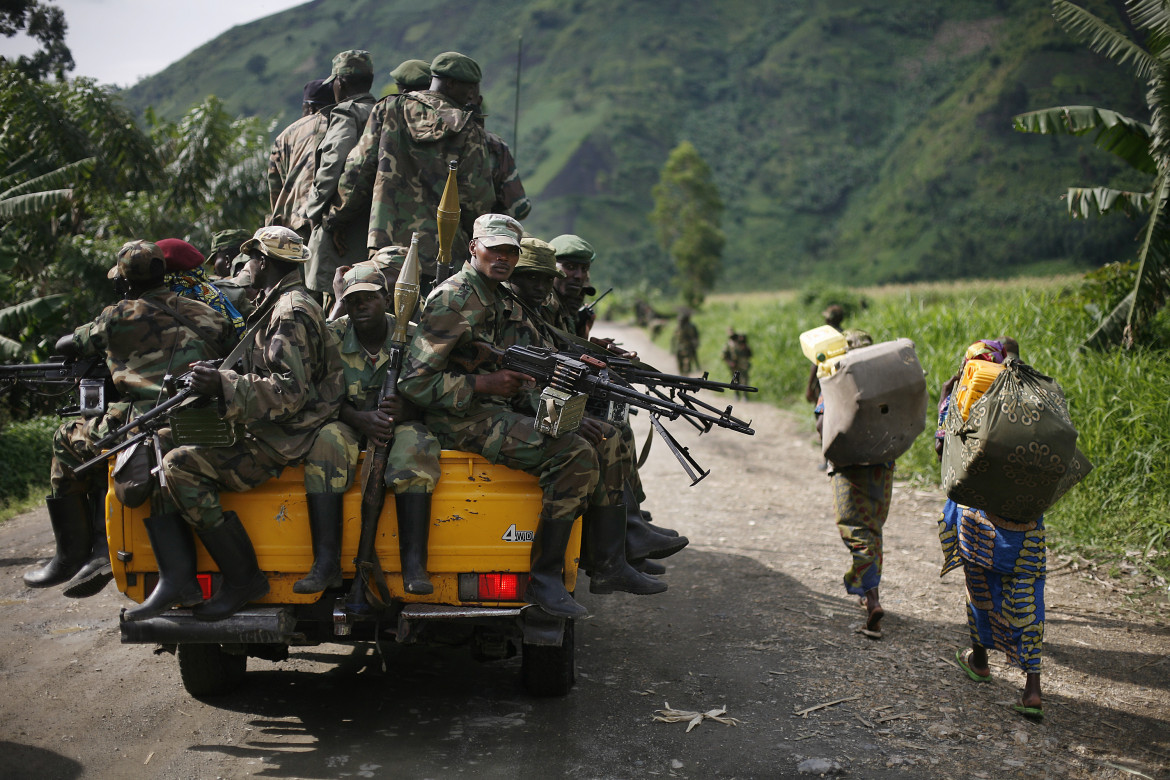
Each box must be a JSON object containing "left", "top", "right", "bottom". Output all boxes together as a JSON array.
[
  {"left": 0, "top": 355, "right": 116, "bottom": 417},
  {"left": 460, "top": 342, "right": 756, "bottom": 484}
]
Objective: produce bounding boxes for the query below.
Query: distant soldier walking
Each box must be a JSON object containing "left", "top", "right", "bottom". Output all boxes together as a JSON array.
[
  {"left": 721, "top": 328, "right": 752, "bottom": 399},
  {"left": 672, "top": 309, "right": 700, "bottom": 374}
]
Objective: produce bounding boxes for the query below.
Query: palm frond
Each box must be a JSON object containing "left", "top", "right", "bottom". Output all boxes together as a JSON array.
[
  {"left": 0, "top": 333, "right": 23, "bottom": 360},
  {"left": 1013, "top": 106, "right": 1156, "bottom": 172},
  {"left": 1052, "top": 0, "right": 1159, "bottom": 79},
  {"left": 1066, "top": 186, "right": 1154, "bottom": 217},
  {"left": 0, "top": 157, "right": 95, "bottom": 200},
  {"left": 0, "top": 188, "right": 74, "bottom": 219},
  {"left": 1127, "top": 0, "right": 1170, "bottom": 51},
  {"left": 0, "top": 294, "right": 67, "bottom": 333}
]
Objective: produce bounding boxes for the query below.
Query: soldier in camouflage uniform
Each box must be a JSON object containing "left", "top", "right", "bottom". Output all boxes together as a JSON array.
[
  {"left": 25, "top": 241, "right": 235, "bottom": 602},
  {"left": 327, "top": 51, "right": 495, "bottom": 285},
  {"left": 672, "top": 309, "right": 700, "bottom": 374},
  {"left": 721, "top": 329, "right": 753, "bottom": 400},
  {"left": 268, "top": 80, "right": 335, "bottom": 241},
  {"left": 157, "top": 227, "right": 344, "bottom": 622},
  {"left": 305, "top": 51, "right": 378, "bottom": 299},
  {"left": 545, "top": 234, "right": 597, "bottom": 337},
  {"left": 297, "top": 262, "right": 441, "bottom": 595},
  {"left": 473, "top": 99, "right": 531, "bottom": 221},
  {"left": 399, "top": 214, "right": 665, "bottom": 620},
  {"left": 208, "top": 229, "right": 251, "bottom": 279},
  {"left": 390, "top": 58, "right": 432, "bottom": 94}
]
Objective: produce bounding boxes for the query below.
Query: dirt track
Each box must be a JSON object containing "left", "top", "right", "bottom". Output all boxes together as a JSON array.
[{"left": 0, "top": 321, "right": 1167, "bottom": 779}]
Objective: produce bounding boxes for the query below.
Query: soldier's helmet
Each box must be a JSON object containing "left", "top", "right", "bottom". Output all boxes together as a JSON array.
[
  {"left": 108, "top": 240, "right": 165, "bottom": 281},
  {"left": 241, "top": 226, "right": 311, "bottom": 263}
]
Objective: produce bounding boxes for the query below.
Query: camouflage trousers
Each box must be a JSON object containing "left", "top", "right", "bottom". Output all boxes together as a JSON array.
[
  {"left": 427, "top": 409, "right": 632, "bottom": 521},
  {"left": 162, "top": 437, "right": 287, "bottom": 531},
  {"left": 303, "top": 420, "right": 441, "bottom": 495}
]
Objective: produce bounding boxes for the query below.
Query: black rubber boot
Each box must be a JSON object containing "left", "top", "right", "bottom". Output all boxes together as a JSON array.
[
  {"left": 63, "top": 491, "right": 114, "bottom": 598},
  {"left": 123, "top": 512, "right": 204, "bottom": 621},
  {"left": 636, "top": 559, "right": 667, "bottom": 575},
  {"left": 192, "top": 511, "right": 269, "bottom": 622},
  {"left": 587, "top": 505, "right": 668, "bottom": 595},
  {"left": 638, "top": 508, "right": 679, "bottom": 538},
  {"left": 522, "top": 516, "right": 587, "bottom": 619},
  {"left": 23, "top": 494, "right": 91, "bottom": 588},
  {"left": 293, "top": 493, "right": 344, "bottom": 594},
  {"left": 396, "top": 493, "right": 434, "bottom": 595},
  {"left": 625, "top": 508, "right": 689, "bottom": 561}
]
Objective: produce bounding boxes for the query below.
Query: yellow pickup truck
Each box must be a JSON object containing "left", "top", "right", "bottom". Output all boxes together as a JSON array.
[{"left": 109, "top": 451, "right": 581, "bottom": 699}]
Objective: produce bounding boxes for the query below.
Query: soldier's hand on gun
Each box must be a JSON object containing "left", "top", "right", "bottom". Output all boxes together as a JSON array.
[
  {"left": 355, "top": 408, "right": 395, "bottom": 445},
  {"left": 589, "top": 336, "right": 637, "bottom": 360},
  {"left": 188, "top": 361, "right": 223, "bottom": 398},
  {"left": 577, "top": 417, "right": 606, "bottom": 447},
  {"left": 473, "top": 369, "right": 535, "bottom": 398}
]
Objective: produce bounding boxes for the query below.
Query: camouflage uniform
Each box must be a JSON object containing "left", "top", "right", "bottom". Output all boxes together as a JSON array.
[
  {"left": 51, "top": 288, "right": 236, "bottom": 497},
  {"left": 721, "top": 332, "right": 753, "bottom": 399},
  {"left": 672, "top": 316, "right": 700, "bottom": 374},
  {"left": 485, "top": 130, "right": 531, "bottom": 220},
  {"left": 331, "top": 92, "right": 494, "bottom": 279},
  {"left": 540, "top": 289, "right": 583, "bottom": 337},
  {"left": 163, "top": 270, "right": 345, "bottom": 530},
  {"left": 305, "top": 91, "right": 377, "bottom": 292},
  {"left": 268, "top": 112, "right": 330, "bottom": 237},
  {"left": 303, "top": 312, "right": 441, "bottom": 495},
  {"left": 398, "top": 262, "right": 631, "bottom": 521}
]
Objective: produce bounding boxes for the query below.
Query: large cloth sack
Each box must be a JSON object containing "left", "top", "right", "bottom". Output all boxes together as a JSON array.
[
  {"left": 821, "top": 338, "right": 927, "bottom": 467},
  {"left": 942, "top": 358, "right": 1089, "bottom": 521}
]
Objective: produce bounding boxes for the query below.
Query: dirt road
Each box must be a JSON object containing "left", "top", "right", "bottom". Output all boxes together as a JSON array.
[{"left": 1, "top": 322, "right": 1167, "bottom": 779}]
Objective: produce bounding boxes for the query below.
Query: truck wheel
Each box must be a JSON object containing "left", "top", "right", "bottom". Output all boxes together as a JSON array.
[
  {"left": 177, "top": 643, "right": 247, "bottom": 698},
  {"left": 521, "top": 620, "right": 575, "bottom": 697}
]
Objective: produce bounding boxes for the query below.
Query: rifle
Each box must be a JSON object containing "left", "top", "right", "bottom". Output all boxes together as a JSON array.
[
  {"left": 0, "top": 355, "right": 116, "bottom": 417},
  {"left": 579, "top": 286, "right": 613, "bottom": 317},
  {"left": 457, "top": 342, "right": 756, "bottom": 484},
  {"left": 346, "top": 233, "right": 422, "bottom": 615},
  {"left": 433, "top": 159, "right": 460, "bottom": 286}
]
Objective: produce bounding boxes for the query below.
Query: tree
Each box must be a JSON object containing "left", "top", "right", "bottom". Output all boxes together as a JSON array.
[
  {"left": 1013, "top": 0, "right": 1170, "bottom": 349},
  {"left": 0, "top": 0, "right": 74, "bottom": 80},
  {"left": 650, "top": 141, "right": 725, "bottom": 308}
]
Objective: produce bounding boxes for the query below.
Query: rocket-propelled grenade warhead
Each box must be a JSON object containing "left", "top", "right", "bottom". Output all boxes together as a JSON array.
[
  {"left": 436, "top": 159, "right": 460, "bottom": 280},
  {"left": 392, "top": 233, "right": 421, "bottom": 345}
]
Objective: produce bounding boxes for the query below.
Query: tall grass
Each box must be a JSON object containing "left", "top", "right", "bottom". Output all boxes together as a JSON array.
[{"left": 667, "top": 279, "right": 1170, "bottom": 571}]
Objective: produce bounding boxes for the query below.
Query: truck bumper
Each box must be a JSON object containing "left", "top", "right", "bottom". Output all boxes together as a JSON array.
[{"left": 119, "top": 607, "right": 298, "bottom": 645}]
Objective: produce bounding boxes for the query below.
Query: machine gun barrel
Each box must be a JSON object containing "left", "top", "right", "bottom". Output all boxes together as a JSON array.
[
  {"left": 89, "top": 386, "right": 197, "bottom": 453},
  {"left": 0, "top": 355, "right": 111, "bottom": 386}
]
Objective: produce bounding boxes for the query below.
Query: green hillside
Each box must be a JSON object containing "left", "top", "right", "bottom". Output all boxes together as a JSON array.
[{"left": 124, "top": 0, "right": 1149, "bottom": 294}]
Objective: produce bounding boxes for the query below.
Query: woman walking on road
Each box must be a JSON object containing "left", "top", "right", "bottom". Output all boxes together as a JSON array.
[{"left": 935, "top": 337, "right": 1045, "bottom": 721}]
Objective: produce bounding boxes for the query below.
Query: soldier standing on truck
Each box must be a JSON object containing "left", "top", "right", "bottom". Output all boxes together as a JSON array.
[
  {"left": 398, "top": 214, "right": 667, "bottom": 620},
  {"left": 23, "top": 241, "right": 234, "bottom": 600},
  {"left": 268, "top": 79, "right": 334, "bottom": 241},
  {"left": 156, "top": 226, "right": 344, "bottom": 623},
  {"left": 296, "top": 261, "right": 442, "bottom": 596}
]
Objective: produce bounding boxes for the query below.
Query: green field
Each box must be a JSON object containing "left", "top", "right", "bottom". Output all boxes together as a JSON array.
[{"left": 642, "top": 276, "right": 1170, "bottom": 574}]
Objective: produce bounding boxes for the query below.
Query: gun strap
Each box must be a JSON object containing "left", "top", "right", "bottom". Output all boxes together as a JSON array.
[
  {"left": 637, "top": 422, "right": 654, "bottom": 469},
  {"left": 358, "top": 557, "right": 392, "bottom": 609}
]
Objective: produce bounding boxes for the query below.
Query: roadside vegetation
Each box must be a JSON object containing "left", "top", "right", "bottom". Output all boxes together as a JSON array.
[{"left": 629, "top": 275, "right": 1170, "bottom": 575}]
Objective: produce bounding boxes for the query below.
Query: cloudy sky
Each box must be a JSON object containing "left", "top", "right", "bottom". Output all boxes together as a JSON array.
[{"left": 1, "top": 0, "right": 306, "bottom": 87}]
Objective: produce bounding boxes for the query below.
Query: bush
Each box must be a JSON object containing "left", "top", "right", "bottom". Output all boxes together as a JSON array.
[{"left": 0, "top": 416, "right": 56, "bottom": 512}]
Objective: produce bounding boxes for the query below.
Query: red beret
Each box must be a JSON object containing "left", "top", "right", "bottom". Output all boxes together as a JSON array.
[{"left": 156, "top": 238, "right": 205, "bottom": 271}]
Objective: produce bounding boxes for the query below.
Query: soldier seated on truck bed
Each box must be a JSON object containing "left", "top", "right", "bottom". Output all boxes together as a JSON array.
[
  {"left": 24, "top": 240, "right": 235, "bottom": 600},
  {"left": 296, "top": 260, "right": 442, "bottom": 596},
  {"left": 152, "top": 226, "right": 344, "bottom": 623},
  {"left": 397, "top": 213, "right": 666, "bottom": 620}
]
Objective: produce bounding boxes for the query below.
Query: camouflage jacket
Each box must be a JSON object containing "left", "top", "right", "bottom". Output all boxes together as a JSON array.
[
  {"left": 305, "top": 93, "right": 376, "bottom": 225},
  {"left": 218, "top": 270, "right": 344, "bottom": 461},
  {"left": 334, "top": 91, "right": 495, "bottom": 278},
  {"left": 73, "top": 288, "right": 236, "bottom": 416},
  {"left": 485, "top": 130, "right": 531, "bottom": 220},
  {"left": 268, "top": 112, "right": 330, "bottom": 233},
  {"left": 721, "top": 337, "right": 752, "bottom": 371},
  {"left": 328, "top": 312, "right": 416, "bottom": 410},
  {"left": 398, "top": 262, "right": 533, "bottom": 420},
  {"left": 541, "top": 289, "right": 584, "bottom": 337}
]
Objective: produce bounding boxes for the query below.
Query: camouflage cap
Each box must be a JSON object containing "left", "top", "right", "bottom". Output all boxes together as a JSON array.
[
  {"left": 322, "top": 50, "right": 373, "bottom": 85},
  {"left": 390, "top": 58, "right": 432, "bottom": 89},
  {"left": 430, "top": 51, "right": 481, "bottom": 84},
  {"left": 339, "top": 262, "right": 386, "bottom": 301},
  {"left": 210, "top": 229, "right": 251, "bottom": 254},
  {"left": 472, "top": 213, "right": 522, "bottom": 249},
  {"left": 370, "top": 245, "right": 409, "bottom": 275},
  {"left": 240, "top": 226, "right": 311, "bottom": 263},
  {"left": 108, "top": 240, "right": 166, "bottom": 281},
  {"left": 549, "top": 234, "right": 596, "bottom": 265},
  {"left": 515, "top": 237, "right": 564, "bottom": 278}
]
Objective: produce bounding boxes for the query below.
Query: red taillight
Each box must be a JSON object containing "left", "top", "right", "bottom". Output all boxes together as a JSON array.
[
  {"left": 196, "top": 574, "right": 213, "bottom": 600},
  {"left": 478, "top": 572, "right": 523, "bottom": 601}
]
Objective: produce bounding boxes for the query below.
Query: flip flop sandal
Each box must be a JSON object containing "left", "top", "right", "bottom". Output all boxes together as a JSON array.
[
  {"left": 1012, "top": 704, "right": 1044, "bottom": 721},
  {"left": 865, "top": 607, "right": 884, "bottom": 633},
  {"left": 955, "top": 649, "right": 992, "bottom": 683}
]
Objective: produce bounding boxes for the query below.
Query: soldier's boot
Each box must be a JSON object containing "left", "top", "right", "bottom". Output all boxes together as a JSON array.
[
  {"left": 63, "top": 490, "right": 114, "bottom": 598},
  {"left": 123, "top": 512, "right": 204, "bottom": 621},
  {"left": 192, "top": 511, "right": 269, "bottom": 622},
  {"left": 587, "top": 505, "right": 668, "bottom": 596},
  {"left": 622, "top": 482, "right": 682, "bottom": 551},
  {"left": 638, "top": 508, "right": 679, "bottom": 538},
  {"left": 293, "top": 493, "right": 344, "bottom": 594},
  {"left": 636, "top": 559, "right": 667, "bottom": 575},
  {"left": 625, "top": 505, "right": 689, "bottom": 562},
  {"left": 396, "top": 493, "right": 434, "bottom": 595},
  {"left": 523, "top": 516, "right": 588, "bottom": 619},
  {"left": 23, "top": 494, "right": 91, "bottom": 588}
]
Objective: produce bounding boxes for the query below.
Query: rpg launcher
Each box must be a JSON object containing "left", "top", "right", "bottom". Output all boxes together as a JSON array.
[
  {"left": 466, "top": 343, "right": 756, "bottom": 485},
  {"left": 0, "top": 355, "right": 116, "bottom": 417}
]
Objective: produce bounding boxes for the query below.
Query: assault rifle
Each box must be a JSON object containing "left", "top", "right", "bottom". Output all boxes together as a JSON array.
[
  {"left": 0, "top": 355, "right": 116, "bottom": 417},
  {"left": 460, "top": 342, "right": 756, "bottom": 484}
]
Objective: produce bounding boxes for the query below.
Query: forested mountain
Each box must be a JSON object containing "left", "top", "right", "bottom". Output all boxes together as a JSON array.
[{"left": 124, "top": 0, "right": 1149, "bottom": 293}]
